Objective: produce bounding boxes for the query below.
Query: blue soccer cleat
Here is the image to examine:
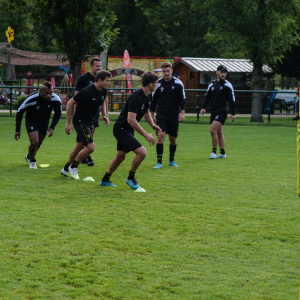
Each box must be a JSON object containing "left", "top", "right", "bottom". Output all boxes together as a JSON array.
[
  {"left": 169, "top": 161, "right": 179, "bottom": 167},
  {"left": 126, "top": 178, "right": 141, "bottom": 190},
  {"left": 217, "top": 154, "right": 227, "bottom": 159},
  {"left": 153, "top": 163, "right": 162, "bottom": 169},
  {"left": 100, "top": 180, "right": 117, "bottom": 187}
]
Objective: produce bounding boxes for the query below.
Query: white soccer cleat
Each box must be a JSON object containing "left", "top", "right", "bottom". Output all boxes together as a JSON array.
[
  {"left": 209, "top": 152, "right": 217, "bottom": 159},
  {"left": 25, "top": 155, "right": 30, "bottom": 166},
  {"left": 61, "top": 167, "right": 71, "bottom": 177},
  {"left": 68, "top": 166, "right": 79, "bottom": 180},
  {"left": 29, "top": 161, "right": 37, "bottom": 169},
  {"left": 217, "top": 153, "right": 227, "bottom": 159}
]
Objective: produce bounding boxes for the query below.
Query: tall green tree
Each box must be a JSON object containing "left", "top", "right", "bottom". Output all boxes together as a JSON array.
[{"left": 205, "top": 0, "right": 299, "bottom": 122}]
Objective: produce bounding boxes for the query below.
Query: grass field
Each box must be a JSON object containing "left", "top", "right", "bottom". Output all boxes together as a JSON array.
[{"left": 0, "top": 116, "right": 299, "bottom": 299}]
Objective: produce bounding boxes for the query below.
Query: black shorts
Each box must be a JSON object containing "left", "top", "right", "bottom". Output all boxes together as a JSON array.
[
  {"left": 74, "top": 123, "right": 94, "bottom": 146},
  {"left": 156, "top": 114, "right": 179, "bottom": 137},
  {"left": 210, "top": 112, "right": 228, "bottom": 125},
  {"left": 94, "top": 109, "right": 100, "bottom": 128},
  {"left": 26, "top": 119, "right": 48, "bottom": 136},
  {"left": 113, "top": 127, "right": 142, "bottom": 153}
]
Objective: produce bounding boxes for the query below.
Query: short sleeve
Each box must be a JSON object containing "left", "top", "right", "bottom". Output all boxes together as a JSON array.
[{"left": 74, "top": 89, "right": 88, "bottom": 104}]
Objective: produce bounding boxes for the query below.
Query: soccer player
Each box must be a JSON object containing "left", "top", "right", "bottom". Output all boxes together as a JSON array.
[
  {"left": 100, "top": 71, "right": 162, "bottom": 190},
  {"left": 75, "top": 57, "right": 109, "bottom": 166},
  {"left": 15, "top": 81, "right": 62, "bottom": 169},
  {"left": 150, "top": 62, "right": 186, "bottom": 169},
  {"left": 61, "top": 70, "right": 111, "bottom": 179},
  {"left": 200, "top": 65, "right": 236, "bottom": 159}
]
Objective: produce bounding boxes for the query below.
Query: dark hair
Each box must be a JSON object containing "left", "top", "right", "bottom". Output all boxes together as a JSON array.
[
  {"left": 90, "top": 57, "right": 101, "bottom": 66},
  {"left": 141, "top": 72, "right": 159, "bottom": 87},
  {"left": 42, "top": 81, "right": 52, "bottom": 89},
  {"left": 96, "top": 70, "right": 112, "bottom": 81},
  {"left": 161, "top": 62, "right": 172, "bottom": 69}
]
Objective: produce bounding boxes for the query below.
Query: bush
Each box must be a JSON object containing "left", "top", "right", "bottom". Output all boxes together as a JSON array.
[{"left": 14, "top": 95, "right": 28, "bottom": 110}]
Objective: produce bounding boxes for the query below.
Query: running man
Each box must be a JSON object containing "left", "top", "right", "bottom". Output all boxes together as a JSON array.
[
  {"left": 150, "top": 62, "right": 186, "bottom": 169},
  {"left": 100, "top": 71, "right": 162, "bottom": 190},
  {"left": 61, "top": 70, "right": 111, "bottom": 179},
  {"left": 15, "top": 81, "right": 62, "bottom": 169},
  {"left": 200, "top": 65, "right": 236, "bottom": 159},
  {"left": 75, "top": 57, "right": 109, "bottom": 166}
]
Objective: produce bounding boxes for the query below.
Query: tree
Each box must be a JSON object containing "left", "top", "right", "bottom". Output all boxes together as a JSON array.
[{"left": 205, "top": 0, "right": 299, "bottom": 122}]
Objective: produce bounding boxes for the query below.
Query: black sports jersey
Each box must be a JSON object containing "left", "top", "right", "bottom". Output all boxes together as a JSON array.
[
  {"left": 114, "top": 88, "right": 151, "bottom": 132},
  {"left": 16, "top": 92, "right": 62, "bottom": 132},
  {"left": 150, "top": 76, "right": 186, "bottom": 116},
  {"left": 76, "top": 72, "right": 95, "bottom": 91},
  {"left": 202, "top": 79, "right": 236, "bottom": 115},
  {"left": 73, "top": 84, "right": 107, "bottom": 126}
]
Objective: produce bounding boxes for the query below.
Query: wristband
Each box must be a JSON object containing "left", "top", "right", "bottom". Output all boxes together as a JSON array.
[
  {"left": 103, "top": 114, "right": 108, "bottom": 117},
  {"left": 66, "top": 123, "right": 70, "bottom": 125}
]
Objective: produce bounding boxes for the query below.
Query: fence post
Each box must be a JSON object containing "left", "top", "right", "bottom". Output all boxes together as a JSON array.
[
  {"left": 267, "top": 92, "right": 271, "bottom": 123},
  {"left": 9, "top": 87, "right": 13, "bottom": 116},
  {"left": 196, "top": 91, "right": 200, "bottom": 121}
]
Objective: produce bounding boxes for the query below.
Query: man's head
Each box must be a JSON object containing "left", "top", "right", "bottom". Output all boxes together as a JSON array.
[
  {"left": 216, "top": 65, "right": 228, "bottom": 81},
  {"left": 90, "top": 57, "right": 102, "bottom": 77},
  {"left": 161, "top": 62, "right": 173, "bottom": 82},
  {"left": 95, "top": 70, "right": 112, "bottom": 90},
  {"left": 40, "top": 81, "right": 53, "bottom": 101},
  {"left": 141, "top": 71, "right": 159, "bottom": 91}
]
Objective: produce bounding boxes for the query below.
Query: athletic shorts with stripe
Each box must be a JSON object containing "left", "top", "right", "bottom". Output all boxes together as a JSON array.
[{"left": 74, "top": 123, "right": 94, "bottom": 146}]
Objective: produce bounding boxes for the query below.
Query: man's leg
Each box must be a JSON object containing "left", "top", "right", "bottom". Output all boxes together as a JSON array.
[
  {"left": 168, "top": 135, "right": 178, "bottom": 167},
  {"left": 100, "top": 151, "right": 126, "bottom": 187},
  {"left": 81, "top": 126, "right": 96, "bottom": 166},
  {"left": 209, "top": 121, "right": 222, "bottom": 159},
  {"left": 216, "top": 125, "right": 227, "bottom": 158},
  {"left": 154, "top": 132, "right": 166, "bottom": 169},
  {"left": 27, "top": 131, "right": 39, "bottom": 159}
]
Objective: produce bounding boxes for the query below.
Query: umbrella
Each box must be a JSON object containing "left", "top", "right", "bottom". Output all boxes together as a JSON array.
[
  {"left": 24, "top": 71, "right": 33, "bottom": 95},
  {"left": 51, "top": 77, "right": 56, "bottom": 88}
]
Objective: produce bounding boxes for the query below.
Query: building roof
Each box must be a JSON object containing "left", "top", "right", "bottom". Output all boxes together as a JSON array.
[{"left": 173, "top": 57, "right": 273, "bottom": 73}]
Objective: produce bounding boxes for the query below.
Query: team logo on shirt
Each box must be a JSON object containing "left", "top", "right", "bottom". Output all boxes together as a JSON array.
[
  {"left": 92, "top": 98, "right": 96, "bottom": 101},
  {"left": 31, "top": 127, "right": 33, "bottom": 130},
  {"left": 89, "top": 81, "right": 93, "bottom": 84},
  {"left": 87, "top": 134, "right": 90, "bottom": 139},
  {"left": 211, "top": 87, "right": 214, "bottom": 91},
  {"left": 160, "top": 87, "right": 164, "bottom": 92},
  {"left": 48, "top": 105, "right": 50, "bottom": 108},
  {"left": 220, "top": 87, "right": 223, "bottom": 90},
  {"left": 141, "top": 104, "right": 144, "bottom": 110},
  {"left": 172, "top": 86, "right": 175, "bottom": 90},
  {"left": 102, "top": 96, "right": 104, "bottom": 100},
  {"left": 36, "top": 106, "right": 39, "bottom": 110}
]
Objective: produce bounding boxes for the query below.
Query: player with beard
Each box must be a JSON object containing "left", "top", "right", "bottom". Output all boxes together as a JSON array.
[{"left": 200, "top": 65, "right": 236, "bottom": 159}]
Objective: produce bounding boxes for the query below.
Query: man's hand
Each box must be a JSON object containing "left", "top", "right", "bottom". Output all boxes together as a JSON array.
[
  {"left": 200, "top": 109, "right": 206, "bottom": 115},
  {"left": 65, "top": 123, "right": 74, "bottom": 135},
  {"left": 103, "top": 116, "right": 110, "bottom": 127},
  {"left": 15, "top": 132, "right": 21, "bottom": 141},
  {"left": 152, "top": 124, "right": 162, "bottom": 134},
  {"left": 179, "top": 113, "right": 185, "bottom": 122},
  {"left": 151, "top": 113, "right": 155, "bottom": 123},
  {"left": 48, "top": 128, "right": 54, "bottom": 137},
  {"left": 229, "top": 115, "right": 236, "bottom": 122},
  {"left": 145, "top": 133, "right": 156, "bottom": 146}
]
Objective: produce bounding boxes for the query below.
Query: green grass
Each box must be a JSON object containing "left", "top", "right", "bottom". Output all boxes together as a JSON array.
[{"left": 0, "top": 116, "right": 299, "bottom": 299}]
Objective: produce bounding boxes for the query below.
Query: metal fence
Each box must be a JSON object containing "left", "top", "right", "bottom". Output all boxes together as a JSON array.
[{"left": 0, "top": 86, "right": 298, "bottom": 125}]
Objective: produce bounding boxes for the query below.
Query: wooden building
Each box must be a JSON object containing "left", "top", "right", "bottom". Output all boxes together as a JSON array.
[{"left": 173, "top": 58, "right": 273, "bottom": 113}]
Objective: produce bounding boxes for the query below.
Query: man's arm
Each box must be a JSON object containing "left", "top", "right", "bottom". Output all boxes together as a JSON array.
[
  {"left": 48, "top": 100, "right": 62, "bottom": 137},
  {"left": 65, "top": 98, "right": 76, "bottom": 135},
  {"left": 99, "top": 101, "right": 110, "bottom": 127},
  {"left": 15, "top": 108, "right": 26, "bottom": 140},
  {"left": 150, "top": 89, "right": 159, "bottom": 122},
  {"left": 127, "top": 112, "right": 156, "bottom": 146},
  {"left": 144, "top": 110, "right": 162, "bottom": 134}
]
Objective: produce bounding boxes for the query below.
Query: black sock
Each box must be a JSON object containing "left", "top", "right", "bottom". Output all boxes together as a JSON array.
[
  {"left": 128, "top": 170, "right": 136, "bottom": 180},
  {"left": 102, "top": 172, "right": 112, "bottom": 182},
  {"left": 220, "top": 149, "right": 225, "bottom": 155},
  {"left": 28, "top": 153, "right": 34, "bottom": 160},
  {"left": 212, "top": 148, "right": 217, "bottom": 154},
  {"left": 71, "top": 160, "right": 79, "bottom": 168},
  {"left": 64, "top": 162, "right": 71, "bottom": 172},
  {"left": 156, "top": 143, "right": 163, "bottom": 164},
  {"left": 30, "top": 158, "right": 36, "bottom": 162},
  {"left": 169, "top": 144, "right": 177, "bottom": 162}
]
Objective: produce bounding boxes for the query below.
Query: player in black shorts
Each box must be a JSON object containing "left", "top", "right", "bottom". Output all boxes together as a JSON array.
[
  {"left": 150, "top": 62, "right": 186, "bottom": 169},
  {"left": 75, "top": 57, "right": 109, "bottom": 166},
  {"left": 100, "top": 72, "right": 162, "bottom": 190},
  {"left": 200, "top": 65, "right": 236, "bottom": 159},
  {"left": 61, "top": 70, "right": 111, "bottom": 179},
  {"left": 15, "top": 81, "right": 62, "bottom": 169}
]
